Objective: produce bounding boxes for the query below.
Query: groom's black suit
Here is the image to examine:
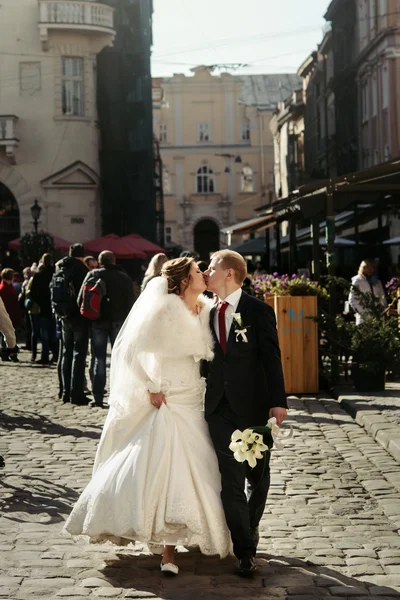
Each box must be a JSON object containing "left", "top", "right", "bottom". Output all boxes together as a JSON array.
[{"left": 204, "top": 290, "right": 287, "bottom": 559}]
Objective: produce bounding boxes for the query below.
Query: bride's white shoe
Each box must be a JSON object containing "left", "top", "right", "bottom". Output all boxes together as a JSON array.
[{"left": 160, "top": 561, "right": 179, "bottom": 575}]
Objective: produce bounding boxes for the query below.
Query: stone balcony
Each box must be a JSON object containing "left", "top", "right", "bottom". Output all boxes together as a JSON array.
[
  {"left": 0, "top": 116, "right": 19, "bottom": 164},
  {"left": 38, "top": 1, "right": 115, "bottom": 50}
]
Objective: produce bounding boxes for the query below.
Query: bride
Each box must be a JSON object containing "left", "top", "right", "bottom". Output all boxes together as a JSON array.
[{"left": 64, "top": 257, "right": 231, "bottom": 574}]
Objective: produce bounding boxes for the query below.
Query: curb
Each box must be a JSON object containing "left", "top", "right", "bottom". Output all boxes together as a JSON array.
[{"left": 332, "top": 389, "right": 400, "bottom": 463}]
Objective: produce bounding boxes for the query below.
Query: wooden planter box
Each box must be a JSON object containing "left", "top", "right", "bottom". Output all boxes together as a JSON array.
[{"left": 266, "top": 295, "right": 319, "bottom": 394}]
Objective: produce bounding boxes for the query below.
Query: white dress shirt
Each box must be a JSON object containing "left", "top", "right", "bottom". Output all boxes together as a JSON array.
[{"left": 214, "top": 288, "right": 243, "bottom": 343}]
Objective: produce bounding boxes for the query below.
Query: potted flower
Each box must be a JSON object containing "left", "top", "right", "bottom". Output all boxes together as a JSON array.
[{"left": 251, "top": 274, "right": 328, "bottom": 395}]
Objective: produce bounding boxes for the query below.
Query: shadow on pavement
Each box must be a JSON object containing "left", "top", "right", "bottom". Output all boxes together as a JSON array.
[
  {"left": 90, "top": 551, "right": 400, "bottom": 599},
  {"left": 0, "top": 474, "right": 78, "bottom": 523},
  {"left": 0, "top": 409, "right": 102, "bottom": 439}
]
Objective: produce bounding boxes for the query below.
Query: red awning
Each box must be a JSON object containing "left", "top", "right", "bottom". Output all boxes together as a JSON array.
[
  {"left": 123, "top": 233, "right": 165, "bottom": 257},
  {"left": 84, "top": 233, "right": 147, "bottom": 259},
  {"left": 8, "top": 235, "right": 72, "bottom": 252}
]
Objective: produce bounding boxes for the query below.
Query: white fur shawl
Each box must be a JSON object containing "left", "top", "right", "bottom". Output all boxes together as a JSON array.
[{"left": 138, "top": 293, "right": 215, "bottom": 362}]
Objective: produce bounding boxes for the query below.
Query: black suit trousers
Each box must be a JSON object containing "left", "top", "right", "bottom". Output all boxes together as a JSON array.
[{"left": 207, "top": 398, "right": 271, "bottom": 559}]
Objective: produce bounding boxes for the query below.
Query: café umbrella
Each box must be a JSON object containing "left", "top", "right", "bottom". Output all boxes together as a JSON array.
[
  {"left": 84, "top": 234, "right": 147, "bottom": 259},
  {"left": 8, "top": 234, "right": 72, "bottom": 252},
  {"left": 122, "top": 233, "right": 165, "bottom": 257}
]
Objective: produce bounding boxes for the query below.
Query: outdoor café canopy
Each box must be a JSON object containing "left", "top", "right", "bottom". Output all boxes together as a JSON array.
[
  {"left": 8, "top": 234, "right": 71, "bottom": 252},
  {"left": 122, "top": 234, "right": 165, "bottom": 257},
  {"left": 84, "top": 234, "right": 146, "bottom": 259}
]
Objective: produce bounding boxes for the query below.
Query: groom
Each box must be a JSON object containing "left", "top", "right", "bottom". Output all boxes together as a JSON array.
[{"left": 204, "top": 250, "right": 287, "bottom": 576}]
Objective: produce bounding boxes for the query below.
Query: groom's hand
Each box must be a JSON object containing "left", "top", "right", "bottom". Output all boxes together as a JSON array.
[
  {"left": 269, "top": 407, "right": 287, "bottom": 425},
  {"left": 149, "top": 392, "right": 166, "bottom": 409}
]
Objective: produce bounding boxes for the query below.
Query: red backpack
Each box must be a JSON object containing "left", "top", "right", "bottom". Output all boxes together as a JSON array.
[{"left": 79, "top": 272, "right": 107, "bottom": 320}]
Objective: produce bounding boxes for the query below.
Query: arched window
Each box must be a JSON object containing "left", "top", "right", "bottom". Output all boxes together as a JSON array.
[
  {"left": 196, "top": 165, "right": 215, "bottom": 193},
  {"left": 162, "top": 167, "right": 171, "bottom": 194},
  {"left": 241, "top": 166, "right": 254, "bottom": 193}
]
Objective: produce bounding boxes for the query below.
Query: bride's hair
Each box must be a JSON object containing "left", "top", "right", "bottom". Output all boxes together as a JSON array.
[{"left": 161, "top": 257, "right": 194, "bottom": 295}]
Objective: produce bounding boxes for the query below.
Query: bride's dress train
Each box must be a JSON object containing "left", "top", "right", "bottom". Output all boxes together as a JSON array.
[{"left": 64, "top": 281, "right": 231, "bottom": 558}]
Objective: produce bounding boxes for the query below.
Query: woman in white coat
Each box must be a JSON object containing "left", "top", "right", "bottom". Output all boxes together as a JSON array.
[{"left": 349, "top": 260, "right": 387, "bottom": 325}]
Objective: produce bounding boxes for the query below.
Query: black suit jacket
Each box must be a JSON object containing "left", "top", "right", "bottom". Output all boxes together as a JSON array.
[{"left": 203, "top": 291, "right": 287, "bottom": 426}]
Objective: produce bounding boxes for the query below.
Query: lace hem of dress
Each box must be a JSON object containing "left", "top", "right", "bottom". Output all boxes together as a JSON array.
[{"left": 65, "top": 529, "right": 231, "bottom": 558}]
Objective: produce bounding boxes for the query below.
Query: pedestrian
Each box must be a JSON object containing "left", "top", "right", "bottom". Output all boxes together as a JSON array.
[
  {"left": 0, "top": 268, "right": 22, "bottom": 360},
  {"left": 253, "top": 261, "right": 266, "bottom": 278},
  {"left": 52, "top": 243, "right": 89, "bottom": 405},
  {"left": 18, "top": 267, "right": 33, "bottom": 351},
  {"left": 80, "top": 250, "right": 134, "bottom": 408},
  {"left": 204, "top": 249, "right": 287, "bottom": 576},
  {"left": 84, "top": 256, "right": 98, "bottom": 271},
  {"left": 349, "top": 259, "right": 387, "bottom": 325},
  {"left": 29, "top": 254, "right": 58, "bottom": 365},
  {"left": 141, "top": 253, "right": 168, "bottom": 292}
]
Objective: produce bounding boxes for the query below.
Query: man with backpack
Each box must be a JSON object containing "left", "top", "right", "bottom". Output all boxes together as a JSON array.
[
  {"left": 52, "top": 244, "right": 89, "bottom": 405},
  {"left": 79, "top": 250, "right": 134, "bottom": 408}
]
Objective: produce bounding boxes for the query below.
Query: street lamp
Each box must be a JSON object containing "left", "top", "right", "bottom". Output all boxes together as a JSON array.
[{"left": 30, "top": 199, "right": 41, "bottom": 234}]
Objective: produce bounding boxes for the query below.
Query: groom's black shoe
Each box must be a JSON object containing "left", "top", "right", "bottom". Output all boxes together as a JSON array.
[
  {"left": 237, "top": 556, "right": 257, "bottom": 577},
  {"left": 250, "top": 527, "right": 260, "bottom": 549}
]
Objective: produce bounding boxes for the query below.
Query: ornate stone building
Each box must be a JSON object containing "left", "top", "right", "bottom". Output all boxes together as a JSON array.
[
  {"left": 0, "top": 0, "right": 115, "bottom": 249},
  {"left": 152, "top": 67, "right": 300, "bottom": 258}
]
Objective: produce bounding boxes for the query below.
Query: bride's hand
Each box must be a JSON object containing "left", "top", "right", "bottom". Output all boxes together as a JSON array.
[{"left": 149, "top": 392, "right": 166, "bottom": 409}]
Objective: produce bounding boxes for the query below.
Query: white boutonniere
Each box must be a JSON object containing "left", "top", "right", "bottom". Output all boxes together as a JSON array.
[{"left": 232, "top": 312, "right": 248, "bottom": 343}]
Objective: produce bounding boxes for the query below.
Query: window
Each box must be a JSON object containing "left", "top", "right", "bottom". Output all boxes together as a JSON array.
[
  {"left": 241, "top": 166, "right": 254, "bottom": 193},
  {"left": 197, "top": 123, "right": 210, "bottom": 143},
  {"left": 361, "top": 79, "right": 369, "bottom": 122},
  {"left": 61, "top": 57, "right": 84, "bottom": 116},
  {"left": 372, "top": 74, "right": 378, "bottom": 116},
  {"left": 196, "top": 165, "right": 215, "bottom": 193},
  {"left": 159, "top": 124, "right": 167, "bottom": 143},
  {"left": 241, "top": 120, "right": 250, "bottom": 142},
  {"left": 382, "top": 65, "right": 389, "bottom": 109},
  {"left": 165, "top": 225, "right": 173, "bottom": 244},
  {"left": 162, "top": 167, "right": 170, "bottom": 194},
  {"left": 379, "top": 0, "right": 387, "bottom": 16}
]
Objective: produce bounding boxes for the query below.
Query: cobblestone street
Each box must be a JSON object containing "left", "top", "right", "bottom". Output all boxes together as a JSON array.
[{"left": 1, "top": 352, "right": 400, "bottom": 599}]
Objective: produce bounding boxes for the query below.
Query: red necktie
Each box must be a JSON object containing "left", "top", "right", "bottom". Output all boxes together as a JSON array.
[{"left": 218, "top": 301, "right": 229, "bottom": 353}]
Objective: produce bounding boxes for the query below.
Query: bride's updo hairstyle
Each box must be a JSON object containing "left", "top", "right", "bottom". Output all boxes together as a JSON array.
[{"left": 161, "top": 257, "right": 195, "bottom": 295}]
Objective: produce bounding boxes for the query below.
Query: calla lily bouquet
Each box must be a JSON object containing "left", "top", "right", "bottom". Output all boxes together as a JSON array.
[{"left": 229, "top": 418, "right": 293, "bottom": 468}]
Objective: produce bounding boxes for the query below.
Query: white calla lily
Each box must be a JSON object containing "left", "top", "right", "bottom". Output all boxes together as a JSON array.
[
  {"left": 245, "top": 451, "right": 258, "bottom": 469},
  {"left": 241, "top": 429, "right": 255, "bottom": 443},
  {"left": 231, "top": 429, "right": 244, "bottom": 442}
]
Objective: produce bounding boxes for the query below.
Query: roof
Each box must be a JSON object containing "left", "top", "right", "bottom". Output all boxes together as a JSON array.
[{"left": 238, "top": 74, "right": 302, "bottom": 109}]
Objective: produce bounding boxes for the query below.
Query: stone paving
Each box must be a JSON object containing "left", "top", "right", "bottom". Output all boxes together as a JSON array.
[
  {"left": 333, "top": 383, "right": 400, "bottom": 463},
  {"left": 1, "top": 351, "right": 400, "bottom": 599}
]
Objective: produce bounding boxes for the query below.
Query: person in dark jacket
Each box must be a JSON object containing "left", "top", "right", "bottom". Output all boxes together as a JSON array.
[
  {"left": 203, "top": 249, "right": 287, "bottom": 577},
  {"left": 82, "top": 250, "right": 134, "bottom": 408},
  {"left": 29, "top": 254, "right": 58, "bottom": 365},
  {"left": 56, "top": 244, "right": 89, "bottom": 405}
]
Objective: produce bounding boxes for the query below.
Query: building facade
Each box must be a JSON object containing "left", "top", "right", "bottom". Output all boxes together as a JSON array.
[
  {"left": 356, "top": 0, "right": 400, "bottom": 169},
  {"left": 269, "top": 88, "right": 305, "bottom": 202},
  {"left": 152, "top": 67, "right": 300, "bottom": 258},
  {"left": 0, "top": 0, "right": 115, "bottom": 249}
]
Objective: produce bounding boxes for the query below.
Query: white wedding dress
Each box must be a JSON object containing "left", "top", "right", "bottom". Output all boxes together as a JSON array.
[{"left": 64, "top": 278, "right": 231, "bottom": 558}]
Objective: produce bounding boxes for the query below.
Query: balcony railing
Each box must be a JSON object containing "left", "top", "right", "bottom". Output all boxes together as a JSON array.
[
  {"left": 0, "top": 116, "right": 19, "bottom": 164},
  {"left": 38, "top": 1, "right": 115, "bottom": 49}
]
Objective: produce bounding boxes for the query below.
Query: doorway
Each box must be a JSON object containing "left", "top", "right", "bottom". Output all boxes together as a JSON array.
[{"left": 194, "top": 219, "right": 220, "bottom": 261}]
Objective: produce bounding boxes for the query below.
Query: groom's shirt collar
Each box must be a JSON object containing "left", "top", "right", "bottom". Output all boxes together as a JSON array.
[{"left": 220, "top": 287, "right": 242, "bottom": 310}]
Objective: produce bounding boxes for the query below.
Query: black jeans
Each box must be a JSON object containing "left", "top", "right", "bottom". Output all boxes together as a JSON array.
[
  {"left": 207, "top": 399, "right": 271, "bottom": 559},
  {"left": 91, "top": 320, "right": 123, "bottom": 403},
  {"left": 61, "top": 318, "right": 89, "bottom": 403},
  {"left": 39, "top": 317, "right": 58, "bottom": 362}
]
